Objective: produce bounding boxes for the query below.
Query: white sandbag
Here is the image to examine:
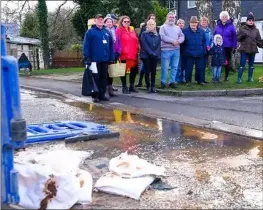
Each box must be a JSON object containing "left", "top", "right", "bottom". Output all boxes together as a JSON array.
[
  {"left": 15, "top": 150, "right": 92, "bottom": 174},
  {"left": 14, "top": 150, "right": 93, "bottom": 209},
  {"left": 109, "top": 152, "right": 166, "bottom": 178},
  {"left": 15, "top": 162, "right": 79, "bottom": 209},
  {"left": 76, "top": 169, "right": 93, "bottom": 204},
  {"left": 94, "top": 172, "right": 155, "bottom": 200}
]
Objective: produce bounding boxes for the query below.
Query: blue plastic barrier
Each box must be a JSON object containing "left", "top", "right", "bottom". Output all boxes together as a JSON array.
[
  {"left": 1, "top": 24, "right": 25, "bottom": 205},
  {"left": 25, "top": 121, "right": 110, "bottom": 145}
]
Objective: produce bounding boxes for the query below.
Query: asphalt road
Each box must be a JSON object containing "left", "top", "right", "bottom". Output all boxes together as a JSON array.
[{"left": 20, "top": 77, "right": 263, "bottom": 132}]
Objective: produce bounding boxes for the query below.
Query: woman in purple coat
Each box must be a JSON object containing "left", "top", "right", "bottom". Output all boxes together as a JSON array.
[
  {"left": 104, "top": 15, "right": 121, "bottom": 97},
  {"left": 214, "top": 11, "right": 237, "bottom": 81}
]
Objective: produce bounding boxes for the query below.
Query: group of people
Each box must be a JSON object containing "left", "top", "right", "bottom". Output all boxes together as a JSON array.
[{"left": 83, "top": 11, "right": 263, "bottom": 102}]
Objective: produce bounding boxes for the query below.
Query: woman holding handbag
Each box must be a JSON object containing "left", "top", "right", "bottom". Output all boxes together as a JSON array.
[
  {"left": 140, "top": 19, "right": 161, "bottom": 93},
  {"left": 104, "top": 15, "right": 121, "bottom": 97},
  {"left": 116, "top": 16, "right": 140, "bottom": 94}
]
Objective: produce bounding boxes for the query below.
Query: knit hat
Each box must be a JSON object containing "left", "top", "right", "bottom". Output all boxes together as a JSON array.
[
  {"left": 104, "top": 16, "right": 113, "bottom": 23},
  {"left": 247, "top": 12, "right": 255, "bottom": 21},
  {"left": 110, "top": 14, "right": 118, "bottom": 20},
  {"left": 190, "top": 16, "right": 199, "bottom": 23}
]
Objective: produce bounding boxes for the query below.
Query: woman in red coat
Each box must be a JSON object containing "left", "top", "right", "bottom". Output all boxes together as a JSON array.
[{"left": 116, "top": 16, "right": 139, "bottom": 94}]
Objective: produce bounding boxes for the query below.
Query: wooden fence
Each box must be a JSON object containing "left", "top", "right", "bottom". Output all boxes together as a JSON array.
[{"left": 51, "top": 50, "right": 83, "bottom": 68}]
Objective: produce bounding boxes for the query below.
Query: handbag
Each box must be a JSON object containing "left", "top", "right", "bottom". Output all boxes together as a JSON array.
[
  {"left": 82, "top": 67, "right": 99, "bottom": 96},
  {"left": 108, "top": 60, "right": 126, "bottom": 77}
]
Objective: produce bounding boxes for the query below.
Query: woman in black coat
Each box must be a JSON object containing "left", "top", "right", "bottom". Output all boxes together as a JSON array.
[{"left": 140, "top": 19, "right": 161, "bottom": 93}]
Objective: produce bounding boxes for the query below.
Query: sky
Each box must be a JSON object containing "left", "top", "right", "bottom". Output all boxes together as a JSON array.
[{"left": 2, "top": 1, "right": 75, "bottom": 12}]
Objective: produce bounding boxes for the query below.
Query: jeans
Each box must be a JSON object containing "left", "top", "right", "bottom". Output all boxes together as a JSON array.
[
  {"left": 212, "top": 66, "right": 222, "bottom": 82},
  {"left": 185, "top": 56, "right": 204, "bottom": 83},
  {"left": 161, "top": 49, "right": 180, "bottom": 84},
  {"left": 237, "top": 52, "right": 256, "bottom": 82},
  {"left": 175, "top": 55, "right": 186, "bottom": 83},
  {"left": 240, "top": 52, "right": 255, "bottom": 67},
  {"left": 142, "top": 58, "right": 158, "bottom": 88}
]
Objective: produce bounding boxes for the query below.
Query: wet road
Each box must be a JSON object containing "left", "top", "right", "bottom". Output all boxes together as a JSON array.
[
  {"left": 20, "top": 77, "right": 263, "bottom": 132},
  {"left": 20, "top": 89, "right": 263, "bottom": 209}
]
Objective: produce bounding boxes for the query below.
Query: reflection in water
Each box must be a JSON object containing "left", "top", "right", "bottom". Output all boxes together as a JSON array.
[{"left": 66, "top": 101, "right": 263, "bottom": 158}]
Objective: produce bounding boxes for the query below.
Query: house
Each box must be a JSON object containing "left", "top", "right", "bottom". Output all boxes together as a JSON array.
[
  {"left": 3, "top": 23, "right": 44, "bottom": 69},
  {"left": 175, "top": 0, "right": 263, "bottom": 63}
]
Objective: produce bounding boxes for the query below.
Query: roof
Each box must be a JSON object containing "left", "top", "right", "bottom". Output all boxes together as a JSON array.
[
  {"left": 6, "top": 35, "right": 41, "bottom": 45},
  {"left": 2, "top": 23, "right": 41, "bottom": 45}
]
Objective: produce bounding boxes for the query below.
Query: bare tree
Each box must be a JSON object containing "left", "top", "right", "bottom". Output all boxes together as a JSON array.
[
  {"left": 222, "top": 0, "right": 241, "bottom": 68},
  {"left": 196, "top": 0, "right": 215, "bottom": 30},
  {"left": 1, "top": 0, "right": 31, "bottom": 25}
]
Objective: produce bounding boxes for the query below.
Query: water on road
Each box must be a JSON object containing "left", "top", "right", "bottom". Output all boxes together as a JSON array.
[{"left": 20, "top": 89, "right": 263, "bottom": 209}]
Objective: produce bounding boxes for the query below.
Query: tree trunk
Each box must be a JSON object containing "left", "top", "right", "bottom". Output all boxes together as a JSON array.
[
  {"left": 37, "top": 0, "right": 50, "bottom": 69},
  {"left": 222, "top": 0, "right": 241, "bottom": 70},
  {"left": 196, "top": 0, "right": 215, "bottom": 30}
]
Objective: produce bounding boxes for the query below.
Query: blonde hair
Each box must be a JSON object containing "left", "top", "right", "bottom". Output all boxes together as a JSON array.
[
  {"left": 146, "top": 19, "right": 157, "bottom": 33},
  {"left": 219, "top": 11, "right": 230, "bottom": 20},
  {"left": 200, "top": 16, "right": 209, "bottom": 24},
  {"left": 177, "top": 19, "right": 185, "bottom": 24}
]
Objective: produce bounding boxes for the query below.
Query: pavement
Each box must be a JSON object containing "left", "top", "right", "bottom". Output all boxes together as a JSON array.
[{"left": 20, "top": 76, "right": 263, "bottom": 140}]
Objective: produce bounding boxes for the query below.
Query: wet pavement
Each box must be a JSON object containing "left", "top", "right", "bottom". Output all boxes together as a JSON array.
[{"left": 19, "top": 89, "right": 263, "bottom": 209}]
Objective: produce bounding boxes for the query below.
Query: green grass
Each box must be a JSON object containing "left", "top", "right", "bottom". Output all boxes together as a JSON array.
[
  {"left": 20, "top": 67, "right": 84, "bottom": 76},
  {"left": 23, "top": 65, "right": 263, "bottom": 90},
  {"left": 113, "top": 65, "right": 263, "bottom": 90}
]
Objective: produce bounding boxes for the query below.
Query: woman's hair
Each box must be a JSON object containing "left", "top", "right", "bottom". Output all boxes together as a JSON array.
[
  {"left": 145, "top": 13, "right": 156, "bottom": 22},
  {"left": 177, "top": 19, "right": 185, "bottom": 24},
  {"left": 119, "top": 15, "right": 131, "bottom": 27},
  {"left": 200, "top": 16, "right": 209, "bottom": 24},
  {"left": 219, "top": 11, "right": 230, "bottom": 20}
]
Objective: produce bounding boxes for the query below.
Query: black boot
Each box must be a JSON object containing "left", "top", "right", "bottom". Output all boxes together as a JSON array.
[
  {"left": 122, "top": 87, "right": 130, "bottom": 94},
  {"left": 108, "top": 85, "right": 116, "bottom": 97},
  {"left": 129, "top": 84, "right": 138, "bottom": 93},
  {"left": 99, "top": 95, "right": 110, "bottom": 101}
]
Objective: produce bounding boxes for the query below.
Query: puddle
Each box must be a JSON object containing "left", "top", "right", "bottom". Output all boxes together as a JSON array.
[{"left": 19, "top": 89, "right": 263, "bottom": 209}]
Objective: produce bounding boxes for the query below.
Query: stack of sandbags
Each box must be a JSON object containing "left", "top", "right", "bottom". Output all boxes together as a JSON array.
[
  {"left": 14, "top": 150, "right": 93, "bottom": 209},
  {"left": 94, "top": 152, "right": 165, "bottom": 200}
]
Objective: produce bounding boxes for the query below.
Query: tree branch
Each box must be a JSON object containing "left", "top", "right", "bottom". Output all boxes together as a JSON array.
[{"left": 52, "top": 0, "right": 68, "bottom": 27}]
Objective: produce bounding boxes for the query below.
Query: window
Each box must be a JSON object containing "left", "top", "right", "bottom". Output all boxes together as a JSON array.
[{"left": 187, "top": 0, "right": 196, "bottom": 9}]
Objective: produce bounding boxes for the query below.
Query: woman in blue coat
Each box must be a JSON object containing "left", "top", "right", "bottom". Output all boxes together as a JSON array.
[{"left": 140, "top": 19, "right": 161, "bottom": 93}]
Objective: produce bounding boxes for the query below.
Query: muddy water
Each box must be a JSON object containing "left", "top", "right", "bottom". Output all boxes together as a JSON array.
[{"left": 20, "top": 89, "right": 263, "bottom": 209}]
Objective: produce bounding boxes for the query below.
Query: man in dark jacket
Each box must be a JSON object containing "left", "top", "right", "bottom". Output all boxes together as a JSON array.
[
  {"left": 83, "top": 14, "right": 114, "bottom": 102},
  {"left": 182, "top": 16, "right": 206, "bottom": 85}
]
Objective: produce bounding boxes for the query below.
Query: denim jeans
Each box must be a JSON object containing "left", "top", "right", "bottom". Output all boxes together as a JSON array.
[
  {"left": 240, "top": 52, "right": 255, "bottom": 67},
  {"left": 175, "top": 55, "right": 186, "bottom": 83},
  {"left": 212, "top": 66, "right": 222, "bottom": 82},
  {"left": 161, "top": 49, "right": 180, "bottom": 84},
  {"left": 238, "top": 52, "right": 256, "bottom": 82}
]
